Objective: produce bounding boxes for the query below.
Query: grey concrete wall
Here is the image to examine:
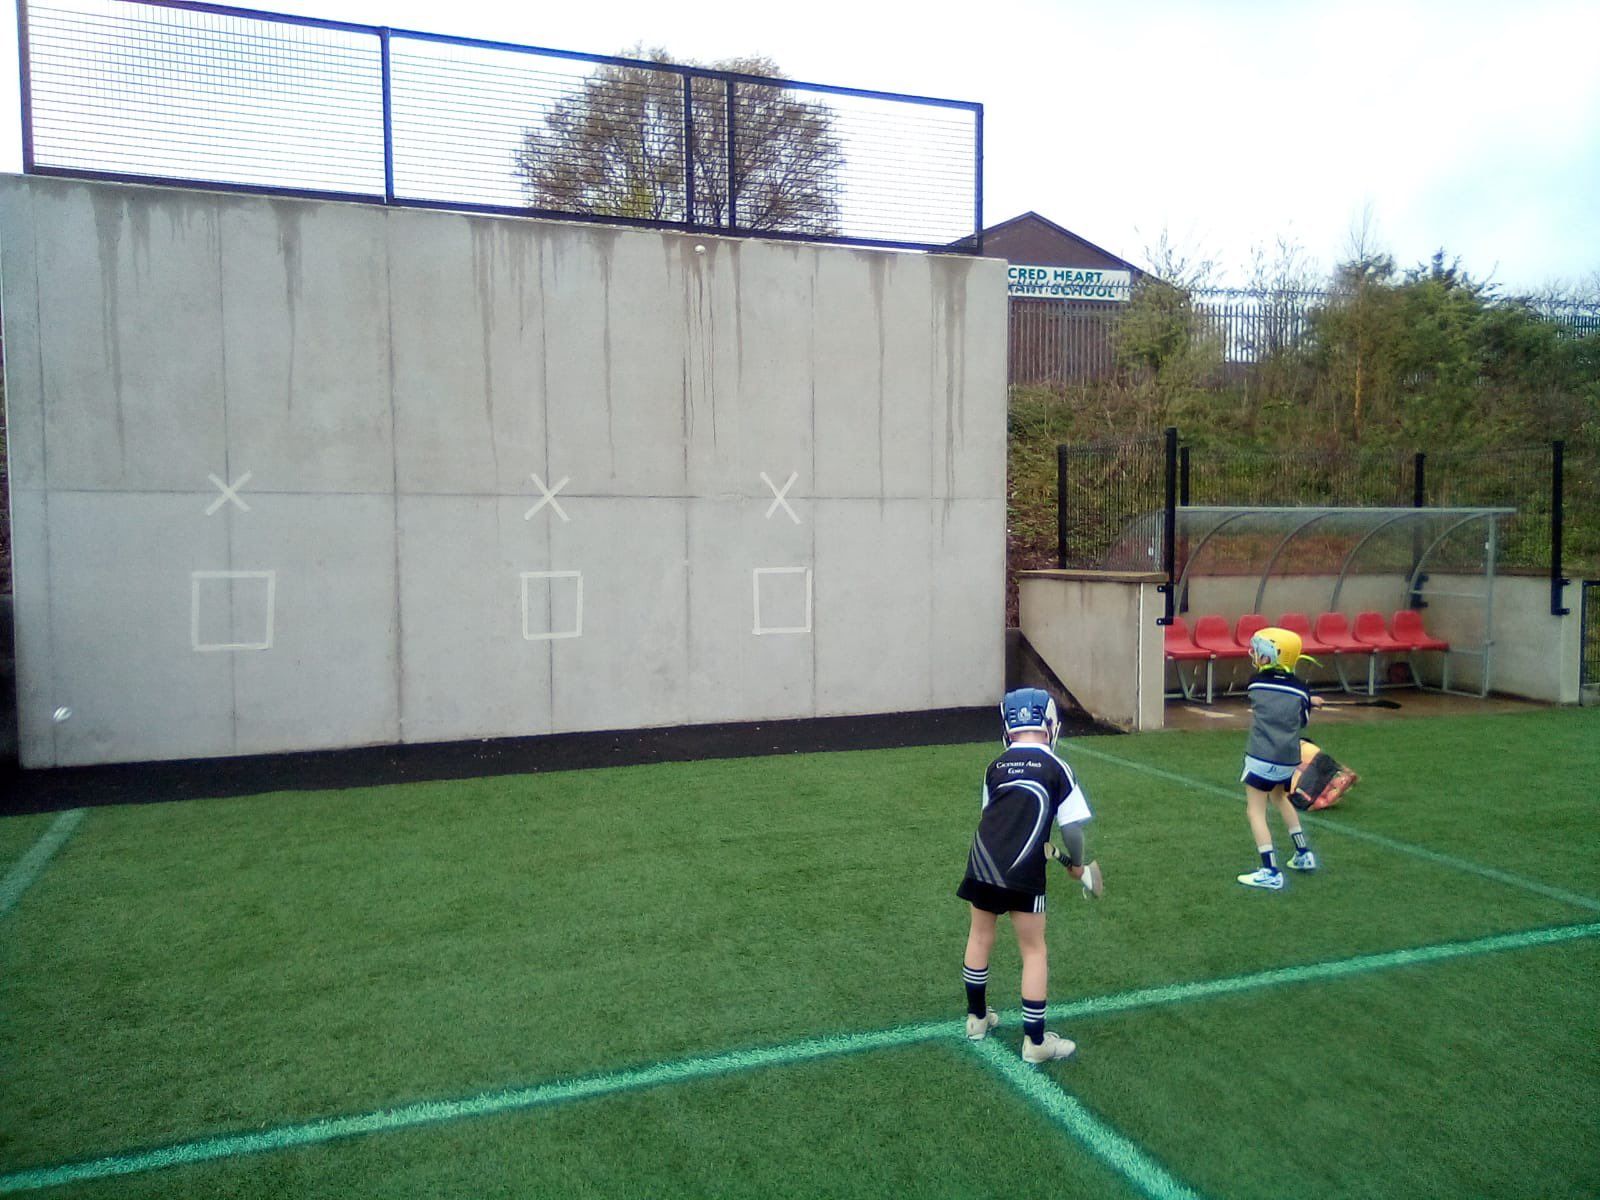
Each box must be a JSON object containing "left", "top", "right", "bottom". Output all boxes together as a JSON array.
[
  {"left": 1018, "top": 571, "right": 1165, "bottom": 731},
  {"left": 1427, "top": 574, "right": 1580, "bottom": 703},
  {"left": 1, "top": 175, "right": 1006, "bottom": 767}
]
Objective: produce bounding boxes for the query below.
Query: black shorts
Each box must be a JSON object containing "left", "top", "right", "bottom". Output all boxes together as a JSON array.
[{"left": 958, "top": 876, "right": 1046, "bottom": 915}]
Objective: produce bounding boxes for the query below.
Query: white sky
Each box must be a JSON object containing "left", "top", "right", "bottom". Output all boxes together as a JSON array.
[{"left": 3, "top": 0, "right": 1597, "bottom": 292}]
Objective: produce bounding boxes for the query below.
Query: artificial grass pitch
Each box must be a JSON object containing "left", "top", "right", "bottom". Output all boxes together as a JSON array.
[{"left": 1, "top": 707, "right": 1596, "bottom": 1197}]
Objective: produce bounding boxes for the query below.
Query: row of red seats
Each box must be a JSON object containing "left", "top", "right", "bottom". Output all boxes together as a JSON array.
[{"left": 1165, "top": 610, "right": 1450, "bottom": 702}]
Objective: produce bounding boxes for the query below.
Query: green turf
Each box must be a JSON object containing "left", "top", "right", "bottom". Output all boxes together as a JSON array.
[
  {"left": 0, "top": 813, "right": 58, "bottom": 878},
  {"left": 2, "top": 707, "right": 1596, "bottom": 1196},
  {"left": 1056, "top": 941, "right": 1600, "bottom": 1199},
  {"left": 38, "top": 1045, "right": 1149, "bottom": 1200}
]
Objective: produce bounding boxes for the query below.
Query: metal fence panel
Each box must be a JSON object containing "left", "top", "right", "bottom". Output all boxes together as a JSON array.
[
  {"left": 20, "top": 0, "right": 982, "bottom": 252},
  {"left": 1008, "top": 286, "right": 1600, "bottom": 387},
  {"left": 24, "top": 0, "right": 385, "bottom": 198}
]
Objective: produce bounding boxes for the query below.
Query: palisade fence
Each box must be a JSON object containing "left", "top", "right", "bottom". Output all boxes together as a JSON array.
[
  {"left": 1053, "top": 433, "right": 1582, "bottom": 619},
  {"left": 17, "top": 0, "right": 983, "bottom": 252},
  {"left": 1010, "top": 287, "right": 1600, "bottom": 386}
]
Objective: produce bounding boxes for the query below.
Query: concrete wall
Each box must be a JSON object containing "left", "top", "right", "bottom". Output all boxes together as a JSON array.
[
  {"left": 1, "top": 175, "right": 1006, "bottom": 767},
  {"left": 1427, "top": 574, "right": 1581, "bottom": 703},
  {"left": 1018, "top": 571, "right": 1165, "bottom": 731}
]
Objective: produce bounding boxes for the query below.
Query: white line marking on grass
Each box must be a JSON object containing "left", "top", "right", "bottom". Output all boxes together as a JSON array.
[
  {"left": 1044, "top": 920, "right": 1600, "bottom": 1024},
  {"left": 968, "top": 1039, "right": 1205, "bottom": 1200},
  {"left": 0, "top": 810, "right": 85, "bottom": 920},
  {"left": 0, "top": 1023, "right": 947, "bottom": 1194},
  {"left": 2, "top": 920, "right": 1595, "bottom": 1195},
  {"left": 1067, "top": 743, "right": 1600, "bottom": 914}
]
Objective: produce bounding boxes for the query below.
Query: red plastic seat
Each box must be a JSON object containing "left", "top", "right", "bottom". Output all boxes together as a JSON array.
[
  {"left": 1312, "top": 611, "right": 1378, "bottom": 694},
  {"left": 1390, "top": 609, "right": 1452, "bottom": 690},
  {"left": 1277, "top": 612, "right": 1336, "bottom": 657},
  {"left": 1234, "top": 613, "right": 1269, "bottom": 651},
  {"left": 1164, "top": 616, "right": 1217, "bottom": 704},
  {"left": 1192, "top": 615, "right": 1250, "bottom": 659},
  {"left": 1163, "top": 616, "right": 1211, "bottom": 661},
  {"left": 1391, "top": 609, "right": 1449, "bottom": 652},
  {"left": 1353, "top": 611, "right": 1410, "bottom": 652},
  {"left": 1312, "top": 612, "right": 1367, "bottom": 653}
]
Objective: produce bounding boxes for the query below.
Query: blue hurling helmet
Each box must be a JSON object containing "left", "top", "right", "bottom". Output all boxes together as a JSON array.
[{"left": 1001, "top": 688, "right": 1060, "bottom": 747}]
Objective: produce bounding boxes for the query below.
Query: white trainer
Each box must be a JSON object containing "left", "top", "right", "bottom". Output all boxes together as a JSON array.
[
  {"left": 1289, "top": 850, "right": 1318, "bottom": 871},
  {"left": 965, "top": 1009, "right": 999, "bottom": 1041},
  {"left": 1236, "top": 867, "right": 1285, "bottom": 890},
  {"left": 1021, "top": 1031, "right": 1077, "bottom": 1063}
]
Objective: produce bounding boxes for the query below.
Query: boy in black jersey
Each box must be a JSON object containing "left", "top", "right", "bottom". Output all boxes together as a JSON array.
[
  {"left": 1237, "top": 627, "right": 1325, "bottom": 891},
  {"left": 957, "top": 688, "right": 1098, "bottom": 1064}
]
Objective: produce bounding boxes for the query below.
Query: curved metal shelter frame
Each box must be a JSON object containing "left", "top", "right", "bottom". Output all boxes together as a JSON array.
[{"left": 1125, "top": 506, "right": 1516, "bottom": 697}]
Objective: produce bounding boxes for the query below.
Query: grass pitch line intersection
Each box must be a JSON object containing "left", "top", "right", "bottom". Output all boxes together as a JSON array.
[
  {"left": 1068, "top": 743, "right": 1600, "bottom": 914},
  {"left": 2, "top": 919, "right": 1595, "bottom": 1194},
  {"left": 969, "top": 1038, "right": 1206, "bottom": 1200},
  {"left": 0, "top": 810, "right": 85, "bottom": 920}
]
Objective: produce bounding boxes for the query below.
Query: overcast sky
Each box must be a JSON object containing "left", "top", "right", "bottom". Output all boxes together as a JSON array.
[{"left": 4, "top": 0, "right": 1597, "bottom": 292}]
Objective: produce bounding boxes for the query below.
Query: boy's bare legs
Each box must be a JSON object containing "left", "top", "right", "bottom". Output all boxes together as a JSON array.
[
  {"left": 963, "top": 906, "right": 1000, "bottom": 1039},
  {"left": 964, "top": 905, "right": 998, "bottom": 971},
  {"left": 1012, "top": 909, "right": 1048, "bottom": 1001},
  {"left": 1239, "top": 784, "right": 1285, "bottom": 888},
  {"left": 1013, "top": 909, "right": 1074, "bottom": 1061},
  {"left": 1272, "top": 787, "right": 1317, "bottom": 869},
  {"left": 1270, "top": 788, "right": 1302, "bottom": 837},
  {"left": 1245, "top": 784, "right": 1274, "bottom": 848}
]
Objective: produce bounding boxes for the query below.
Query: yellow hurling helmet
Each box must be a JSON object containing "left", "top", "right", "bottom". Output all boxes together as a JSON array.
[{"left": 1249, "top": 627, "right": 1302, "bottom": 672}]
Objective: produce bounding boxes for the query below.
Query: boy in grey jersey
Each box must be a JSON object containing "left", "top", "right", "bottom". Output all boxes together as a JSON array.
[{"left": 1238, "top": 627, "right": 1324, "bottom": 890}]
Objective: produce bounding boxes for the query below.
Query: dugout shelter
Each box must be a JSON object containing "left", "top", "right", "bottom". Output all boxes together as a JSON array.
[{"left": 1017, "top": 505, "right": 1563, "bottom": 730}]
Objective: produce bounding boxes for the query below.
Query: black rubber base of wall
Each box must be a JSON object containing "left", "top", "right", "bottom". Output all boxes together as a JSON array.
[{"left": 1, "top": 707, "right": 1117, "bottom": 815}]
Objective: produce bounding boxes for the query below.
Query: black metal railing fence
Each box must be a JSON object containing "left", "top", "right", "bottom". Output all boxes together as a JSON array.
[
  {"left": 1010, "top": 284, "right": 1600, "bottom": 386},
  {"left": 19, "top": 0, "right": 982, "bottom": 252},
  {"left": 1053, "top": 436, "right": 1580, "bottom": 617}
]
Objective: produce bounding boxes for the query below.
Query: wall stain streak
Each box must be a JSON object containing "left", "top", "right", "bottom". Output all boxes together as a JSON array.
[
  {"left": 89, "top": 191, "right": 141, "bottom": 472},
  {"left": 868, "top": 254, "right": 888, "bottom": 500},
  {"left": 470, "top": 220, "right": 502, "bottom": 478},
  {"left": 271, "top": 200, "right": 304, "bottom": 414}
]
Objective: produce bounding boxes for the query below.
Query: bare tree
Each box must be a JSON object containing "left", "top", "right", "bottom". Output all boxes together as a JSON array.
[{"left": 515, "top": 49, "right": 843, "bottom": 236}]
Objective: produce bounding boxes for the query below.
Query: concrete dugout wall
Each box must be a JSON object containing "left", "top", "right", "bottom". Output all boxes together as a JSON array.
[
  {"left": 1021, "top": 568, "right": 1580, "bottom": 731},
  {"left": 1, "top": 175, "right": 1006, "bottom": 767}
]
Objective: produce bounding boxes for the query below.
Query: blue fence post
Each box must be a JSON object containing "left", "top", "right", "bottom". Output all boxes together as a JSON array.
[
  {"left": 16, "top": 0, "right": 34, "bottom": 171},
  {"left": 682, "top": 74, "right": 695, "bottom": 227},
  {"left": 973, "top": 103, "right": 984, "bottom": 254},
  {"left": 379, "top": 28, "right": 395, "bottom": 204},
  {"left": 725, "top": 79, "right": 737, "bottom": 229}
]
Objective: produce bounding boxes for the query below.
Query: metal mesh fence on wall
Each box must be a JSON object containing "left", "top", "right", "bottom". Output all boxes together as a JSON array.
[{"left": 20, "top": 0, "right": 982, "bottom": 251}]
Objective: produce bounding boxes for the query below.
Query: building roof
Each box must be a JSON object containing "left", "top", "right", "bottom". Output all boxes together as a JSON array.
[{"left": 981, "top": 212, "right": 1144, "bottom": 276}]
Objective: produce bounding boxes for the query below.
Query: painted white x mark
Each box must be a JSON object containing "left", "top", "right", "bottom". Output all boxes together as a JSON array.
[
  {"left": 204, "top": 471, "right": 252, "bottom": 516},
  {"left": 524, "top": 473, "right": 571, "bottom": 522},
  {"left": 760, "top": 470, "right": 800, "bottom": 524}
]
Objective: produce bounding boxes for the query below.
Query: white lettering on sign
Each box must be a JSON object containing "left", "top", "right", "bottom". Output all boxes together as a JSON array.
[{"left": 1006, "top": 264, "right": 1132, "bottom": 302}]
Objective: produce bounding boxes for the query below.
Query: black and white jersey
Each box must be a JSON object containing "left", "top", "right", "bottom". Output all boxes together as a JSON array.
[{"left": 964, "top": 745, "right": 1092, "bottom": 895}]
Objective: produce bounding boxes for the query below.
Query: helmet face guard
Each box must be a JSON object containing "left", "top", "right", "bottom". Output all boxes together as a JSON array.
[
  {"left": 1249, "top": 627, "right": 1303, "bottom": 672},
  {"left": 1001, "top": 687, "right": 1061, "bottom": 747}
]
